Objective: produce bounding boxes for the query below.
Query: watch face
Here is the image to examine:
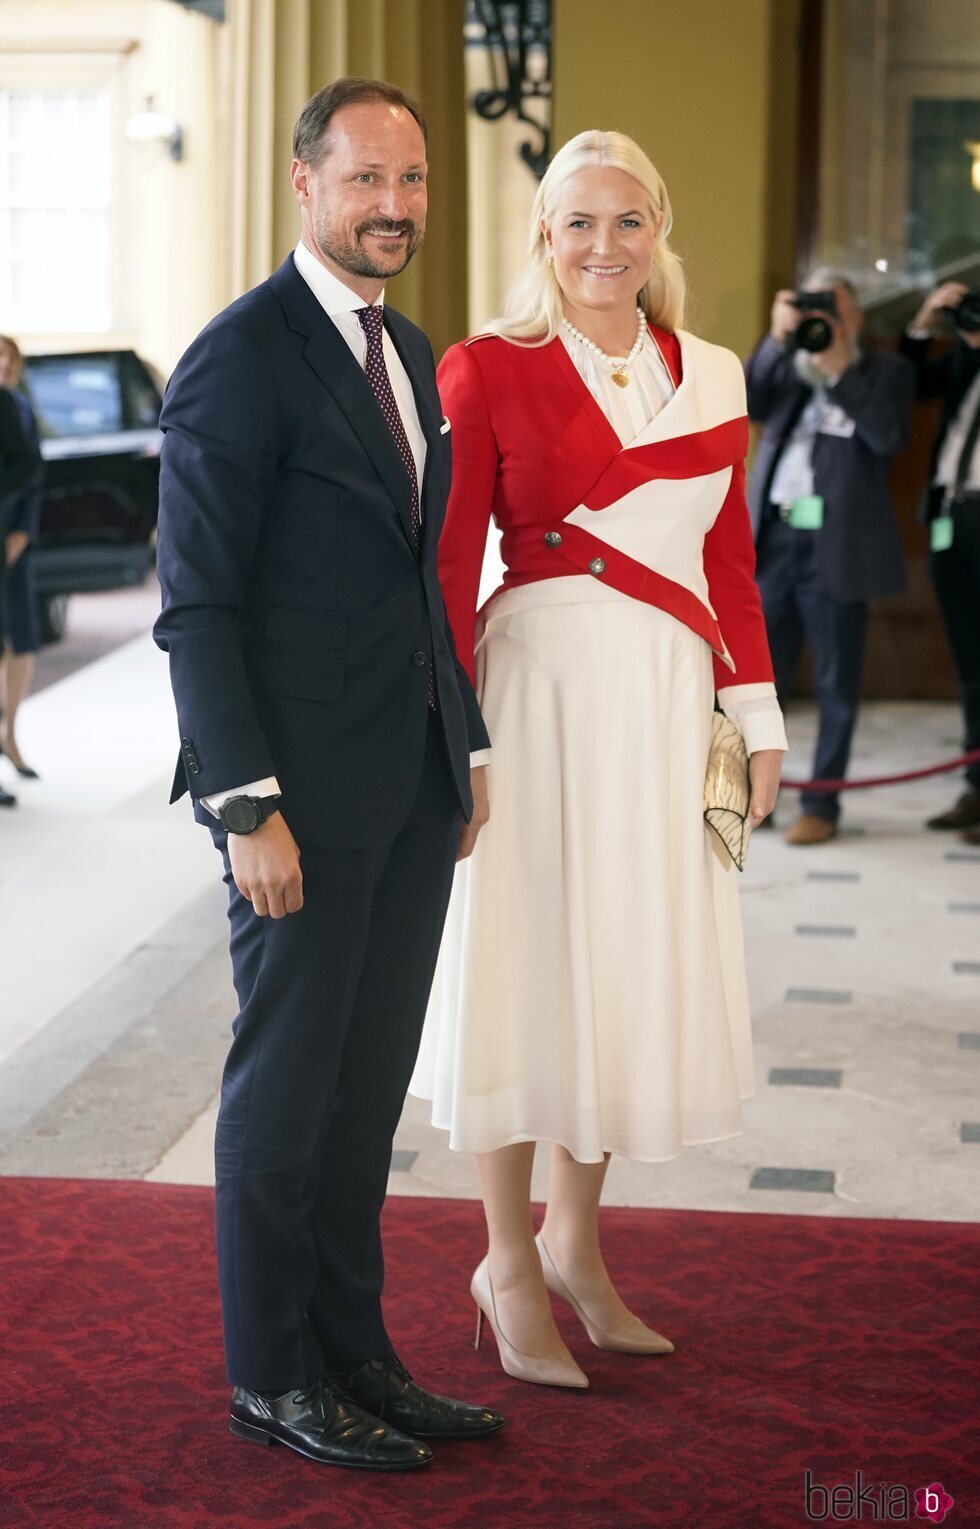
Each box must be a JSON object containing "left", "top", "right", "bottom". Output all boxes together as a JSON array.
[{"left": 225, "top": 798, "right": 259, "bottom": 834}]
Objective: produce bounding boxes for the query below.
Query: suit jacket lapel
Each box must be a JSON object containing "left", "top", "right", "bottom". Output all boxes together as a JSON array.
[
  {"left": 301, "top": 317, "right": 419, "bottom": 550},
  {"left": 269, "top": 256, "right": 419, "bottom": 552}
]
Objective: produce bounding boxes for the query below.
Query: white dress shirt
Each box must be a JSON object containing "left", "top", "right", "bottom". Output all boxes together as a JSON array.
[
  {"left": 905, "top": 325, "right": 980, "bottom": 494},
  {"left": 559, "top": 324, "right": 676, "bottom": 445},
  {"left": 934, "top": 368, "right": 980, "bottom": 493},
  {"left": 559, "top": 329, "right": 786, "bottom": 758},
  {"left": 292, "top": 239, "right": 428, "bottom": 493},
  {"left": 205, "top": 243, "right": 488, "bottom": 818}
]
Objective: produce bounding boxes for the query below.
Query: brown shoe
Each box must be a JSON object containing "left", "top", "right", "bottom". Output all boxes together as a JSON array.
[
  {"left": 926, "top": 790, "right": 980, "bottom": 831},
  {"left": 960, "top": 824, "right": 980, "bottom": 847},
  {"left": 784, "top": 814, "right": 838, "bottom": 846}
]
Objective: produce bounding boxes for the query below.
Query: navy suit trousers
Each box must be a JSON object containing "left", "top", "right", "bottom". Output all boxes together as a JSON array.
[
  {"left": 756, "top": 515, "right": 867, "bottom": 821},
  {"left": 211, "top": 714, "right": 460, "bottom": 1391}
]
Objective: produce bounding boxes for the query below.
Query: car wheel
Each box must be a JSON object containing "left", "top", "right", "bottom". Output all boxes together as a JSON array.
[{"left": 38, "top": 593, "right": 69, "bottom": 645}]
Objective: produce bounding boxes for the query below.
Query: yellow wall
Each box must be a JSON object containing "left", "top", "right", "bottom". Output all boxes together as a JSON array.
[
  {"left": 553, "top": 0, "right": 800, "bottom": 357},
  {"left": 135, "top": 0, "right": 222, "bottom": 374},
  {"left": 465, "top": 40, "right": 543, "bottom": 335}
]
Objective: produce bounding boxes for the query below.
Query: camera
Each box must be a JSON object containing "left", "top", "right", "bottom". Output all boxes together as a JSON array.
[
  {"left": 947, "top": 289, "right": 980, "bottom": 334},
  {"left": 787, "top": 290, "right": 839, "bottom": 354}
]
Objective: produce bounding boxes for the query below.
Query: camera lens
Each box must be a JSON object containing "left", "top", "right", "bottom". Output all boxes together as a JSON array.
[
  {"left": 952, "top": 291, "right": 980, "bottom": 334},
  {"left": 795, "top": 314, "right": 834, "bottom": 353}
]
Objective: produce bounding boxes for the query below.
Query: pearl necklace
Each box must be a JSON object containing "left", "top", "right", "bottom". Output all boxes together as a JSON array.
[{"left": 561, "top": 306, "right": 646, "bottom": 388}]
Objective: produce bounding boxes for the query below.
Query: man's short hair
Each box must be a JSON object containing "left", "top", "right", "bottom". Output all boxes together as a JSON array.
[
  {"left": 804, "top": 267, "right": 859, "bottom": 303},
  {"left": 292, "top": 77, "right": 428, "bottom": 168}
]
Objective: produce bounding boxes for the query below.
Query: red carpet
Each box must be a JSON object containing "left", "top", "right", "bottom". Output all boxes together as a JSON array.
[{"left": 0, "top": 1179, "right": 977, "bottom": 1528}]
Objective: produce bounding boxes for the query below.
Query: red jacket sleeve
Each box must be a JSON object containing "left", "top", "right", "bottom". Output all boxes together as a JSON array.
[
  {"left": 436, "top": 342, "right": 500, "bottom": 685},
  {"left": 703, "top": 460, "right": 775, "bottom": 690}
]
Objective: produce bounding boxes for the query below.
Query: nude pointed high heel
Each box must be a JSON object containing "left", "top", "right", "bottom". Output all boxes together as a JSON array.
[
  {"left": 535, "top": 1233, "right": 675, "bottom": 1355},
  {"left": 470, "top": 1257, "right": 589, "bottom": 1389}
]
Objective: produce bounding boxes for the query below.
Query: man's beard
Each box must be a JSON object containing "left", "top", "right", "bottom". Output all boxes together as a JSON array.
[
  {"left": 793, "top": 336, "right": 860, "bottom": 389},
  {"left": 312, "top": 215, "right": 424, "bottom": 279}
]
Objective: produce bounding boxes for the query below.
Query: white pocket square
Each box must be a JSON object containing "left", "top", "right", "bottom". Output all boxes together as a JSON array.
[{"left": 440, "top": 417, "right": 452, "bottom": 435}]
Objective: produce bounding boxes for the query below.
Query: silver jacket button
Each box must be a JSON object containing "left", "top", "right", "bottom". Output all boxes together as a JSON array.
[
  {"left": 588, "top": 556, "right": 606, "bottom": 575},
  {"left": 544, "top": 531, "right": 562, "bottom": 547}
]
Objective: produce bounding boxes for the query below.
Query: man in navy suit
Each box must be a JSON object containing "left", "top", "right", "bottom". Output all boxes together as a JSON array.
[
  {"left": 745, "top": 274, "right": 914, "bottom": 845},
  {"left": 154, "top": 78, "right": 502, "bottom": 1470}
]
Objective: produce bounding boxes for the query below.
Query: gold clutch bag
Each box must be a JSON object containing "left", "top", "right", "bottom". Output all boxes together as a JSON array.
[{"left": 703, "top": 712, "right": 751, "bottom": 871}]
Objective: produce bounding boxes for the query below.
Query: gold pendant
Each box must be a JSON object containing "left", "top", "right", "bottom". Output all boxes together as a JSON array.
[{"left": 611, "top": 368, "right": 629, "bottom": 388}]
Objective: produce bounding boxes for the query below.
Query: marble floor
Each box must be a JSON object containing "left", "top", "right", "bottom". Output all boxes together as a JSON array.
[{"left": 1, "top": 585, "right": 978, "bottom": 1223}]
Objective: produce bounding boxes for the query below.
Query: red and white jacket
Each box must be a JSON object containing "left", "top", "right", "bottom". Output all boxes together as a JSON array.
[{"left": 436, "top": 325, "right": 776, "bottom": 706}]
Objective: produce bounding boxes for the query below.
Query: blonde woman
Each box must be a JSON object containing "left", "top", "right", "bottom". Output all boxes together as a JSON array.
[{"left": 411, "top": 131, "right": 786, "bottom": 1388}]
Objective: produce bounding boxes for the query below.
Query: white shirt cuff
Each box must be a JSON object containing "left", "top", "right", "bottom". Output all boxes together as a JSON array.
[
  {"left": 201, "top": 777, "right": 282, "bottom": 818},
  {"left": 469, "top": 749, "right": 492, "bottom": 768},
  {"left": 716, "top": 683, "right": 788, "bottom": 755}
]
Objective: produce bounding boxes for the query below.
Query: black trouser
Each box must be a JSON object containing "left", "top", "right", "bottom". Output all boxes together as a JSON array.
[
  {"left": 755, "top": 515, "right": 867, "bottom": 822},
  {"left": 211, "top": 715, "right": 460, "bottom": 1391},
  {"left": 929, "top": 497, "right": 980, "bottom": 794}
]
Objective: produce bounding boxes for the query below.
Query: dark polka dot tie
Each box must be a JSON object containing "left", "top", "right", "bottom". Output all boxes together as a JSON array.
[
  {"left": 358, "top": 303, "right": 422, "bottom": 553},
  {"left": 357, "top": 303, "right": 435, "bottom": 708}
]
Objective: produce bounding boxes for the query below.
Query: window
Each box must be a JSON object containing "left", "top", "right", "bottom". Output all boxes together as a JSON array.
[
  {"left": 810, "top": 0, "right": 980, "bottom": 334},
  {"left": 0, "top": 88, "right": 112, "bottom": 333},
  {"left": 908, "top": 99, "right": 980, "bottom": 274},
  {"left": 120, "top": 353, "right": 164, "bottom": 429}
]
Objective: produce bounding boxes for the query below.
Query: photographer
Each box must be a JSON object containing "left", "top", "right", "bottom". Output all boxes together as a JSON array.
[
  {"left": 901, "top": 282, "right": 980, "bottom": 842},
  {"left": 745, "top": 272, "right": 914, "bottom": 844}
]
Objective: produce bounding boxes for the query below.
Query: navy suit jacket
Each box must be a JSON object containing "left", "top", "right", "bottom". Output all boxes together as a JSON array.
[
  {"left": 154, "top": 254, "right": 490, "bottom": 849},
  {"left": 744, "top": 335, "right": 914, "bottom": 603}
]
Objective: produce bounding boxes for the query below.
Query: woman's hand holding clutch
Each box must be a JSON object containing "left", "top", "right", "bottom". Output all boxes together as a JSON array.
[{"left": 748, "top": 749, "right": 782, "bottom": 825}]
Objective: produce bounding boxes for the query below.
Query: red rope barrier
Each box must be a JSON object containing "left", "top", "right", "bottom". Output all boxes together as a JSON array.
[{"left": 780, "top": 748, "right": 980, "bottom": 794}]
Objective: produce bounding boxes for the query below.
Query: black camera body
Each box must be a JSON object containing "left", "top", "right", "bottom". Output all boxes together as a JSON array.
[
  {"left": 948, "top": 290, "right": 980, "bottom": 335},
  {"left": 788, "top": 290, "right": 839, "bottom": 354}
]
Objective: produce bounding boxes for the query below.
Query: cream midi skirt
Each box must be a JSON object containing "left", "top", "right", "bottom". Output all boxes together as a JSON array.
[{"left": 410, "top": 577, "right": 755, "bottom": 1163}]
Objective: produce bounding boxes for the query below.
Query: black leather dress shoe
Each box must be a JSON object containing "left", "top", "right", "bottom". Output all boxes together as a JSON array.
[
  {"left": 229, "top": 1379, "right": 432, "bottom": 1470},
  {"left": 927, "top": 789, "right": 980, "bottom": 830},
  {"left": 331, "top": 1357, "right": 505, "bottom": 1440}
]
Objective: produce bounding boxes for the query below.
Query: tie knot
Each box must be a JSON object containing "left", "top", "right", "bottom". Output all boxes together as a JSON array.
[{"left": 357, "top": 304, "right": 384, "bottom": 342}]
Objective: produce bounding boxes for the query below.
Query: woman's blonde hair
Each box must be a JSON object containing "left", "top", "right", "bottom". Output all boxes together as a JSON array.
[{"left": 489, "top": 129, "right": 685, "bottom": 345}]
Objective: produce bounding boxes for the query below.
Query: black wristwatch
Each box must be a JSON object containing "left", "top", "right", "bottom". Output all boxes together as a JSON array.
[{"left": 218, "top": 794, "right": 282, "bottom": 835}]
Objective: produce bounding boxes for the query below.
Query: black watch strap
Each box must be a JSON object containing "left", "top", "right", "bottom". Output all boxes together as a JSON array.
[{"left": 218, "top": 794, "right": 281, "bottom": 835}]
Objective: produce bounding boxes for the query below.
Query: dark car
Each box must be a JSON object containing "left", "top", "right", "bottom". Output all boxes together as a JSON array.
[{"left": 20, "top": 349, "right": 163, "bottom": 642}]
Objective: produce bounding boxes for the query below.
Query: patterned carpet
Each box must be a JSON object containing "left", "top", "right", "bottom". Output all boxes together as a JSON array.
[{"left": 1, "top": 1180, "right": 976, "bottom": 1527}]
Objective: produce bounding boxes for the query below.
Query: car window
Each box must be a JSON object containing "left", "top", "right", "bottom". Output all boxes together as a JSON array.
[
  {"left": 24, "top": 355, "right": 124, "bottom": 438},
  {"left": 120, "top": 352, "right": 162, "bottom": 429}
]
